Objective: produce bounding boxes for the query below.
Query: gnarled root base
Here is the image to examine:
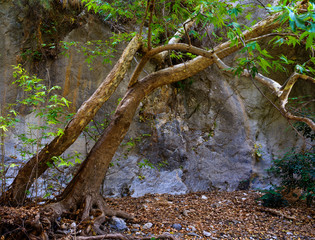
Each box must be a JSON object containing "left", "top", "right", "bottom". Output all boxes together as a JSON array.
[
  {"left": 1, "top": 194, "right": 177, "bottom": 239},
  {"left": 1, "top": 194, "right": 134, "bottom": 240},
  {"left": 39, "top": 194, "right": 134, "bottom": 237}
]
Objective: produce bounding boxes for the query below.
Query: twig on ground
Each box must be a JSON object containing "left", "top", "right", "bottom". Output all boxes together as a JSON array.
[{"left": 257, "top": 207, "right": 297, "bottom": 221}]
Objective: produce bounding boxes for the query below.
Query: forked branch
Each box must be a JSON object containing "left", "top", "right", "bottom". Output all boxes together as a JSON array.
[
  {"left": 279, "top": 73, "right": 315, "bottom": 130},
  {"left": 129, "top": 19, "right": 287, "bottom": 88},
  {"left": 128, "top": 43, "right": 215, "bottom": 87},
  {"left": 212, "top": 53, "right": 315, "bottom": 131},
  {"left": 129, "top": 11, "right": 200, "bottom": 87}
]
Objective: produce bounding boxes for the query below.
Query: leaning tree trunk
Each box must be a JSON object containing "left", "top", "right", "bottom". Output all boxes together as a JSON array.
[
  {"left": 1, "top": 9, "right": 281, "bottom": 207},
  {"left": 0, "top": 35, "right": 141, "bottom": 206},
  {"left": 1, "top": 14, "right": 198, "bottom": 207},
  {"left": 42, "top": 13, "right": 283, "bottom": 229}
]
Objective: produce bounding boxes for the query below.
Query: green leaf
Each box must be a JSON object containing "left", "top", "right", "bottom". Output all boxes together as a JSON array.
[
  {"left": 279, "top": 55, "right": 293, "bottom": 64},
  {"left": 300, "top": 31, "right": 309, "bottom": 41},
  {"left": 246, "top": 41, "right": 257, "bottom": 51},
  {"left": 257, "top": 56, "right": 272, "bottom": 73},
  {"left": 228, "top": 6, "right": 243, "bottom": 17},
  {"left": 75, "top": 157, "right": 82, "bottom": 164},
  {"left": 308, "top": 22, "right": 315, "bottom": 33},
  {"left": 0, "top": 126, "right": 8, "bottom": 131},
  {"left": 296, "top": 64, "right": 305, "bottom": 73},
  {"left": 250, "top": 66, "right": 258, "bottom": 78},
  {"left": 43, "top": 192, "right": 51, "bottom": 198},
  {"left": 287, "top": 36, "right": 299, "bottom": 47},
  {"left": 57, "top": 128, "right": 64, "bottom": 136},
  {"left": 306, "top": 32, "right": 314, "bottom": 50},
  {"left": 61, "top": 97, "right": 70, "bottom": 108}
]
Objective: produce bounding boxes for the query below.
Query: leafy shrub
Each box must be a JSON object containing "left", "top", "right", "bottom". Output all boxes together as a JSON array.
[
  {"left": 294, "top": 122, "right": 315, "bottom": 141},
  {"left": 267, "top": 150, "right": 315, "bottom": 207},
  {"left": 259, "top": 188, "right": 288, "bottom": 208}
]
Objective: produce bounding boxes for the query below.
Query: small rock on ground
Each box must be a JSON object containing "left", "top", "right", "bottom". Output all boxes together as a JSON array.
[{"left": 142, "top": 222, "right": 153, "bottom": 230}]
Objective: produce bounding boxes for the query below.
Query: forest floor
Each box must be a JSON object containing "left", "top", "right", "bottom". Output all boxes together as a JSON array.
[{"left": 0, "top": 190, "right": 314, "bottom": 239}]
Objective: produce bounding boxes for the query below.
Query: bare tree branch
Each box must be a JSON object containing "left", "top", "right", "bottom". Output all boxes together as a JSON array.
[
  {"left": 147, "top": 0, "right": 155, "bottom": 50},
  {"left": 212, "top": 53, "right": 315, "bottom": 131},
  {"left": 129, "top": 42, "right": 217, "bottom": 87},
  {"left": 212, "top": 53, "right": 282, "bottom": 94},
  {"left": 279, "top": 73, "right": 315, "bottom": 130}
]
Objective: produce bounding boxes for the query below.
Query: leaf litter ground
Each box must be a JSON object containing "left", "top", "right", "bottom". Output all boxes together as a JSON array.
[
  {"left": 106, "top": 190, "right": 314, "bottom": 239},
  {"left": 0, "top": 190, "right": 314, "bottom": 239}
]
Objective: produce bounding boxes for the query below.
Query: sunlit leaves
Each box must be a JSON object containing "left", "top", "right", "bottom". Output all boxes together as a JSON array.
[
  {"left": 279, "top": 55, "right": 294, "bottom": 65},
  {"left": 268, "top": 1, "right": 315, "bottom": 33},
  {"left": 61, "top": 39, "right": 118, "bottom": 69},
  {"left": 296, "top": 64, "right": 306, "bottom": 73},
  {"left": 11, "top": 65, "right": 72, "bottom": 161},
  {"left": 299, "top": 31, "right": 315, "bottom": 50},
  {"left": 227, "top": 31, "right": 238, "bottom": 46},
  {"left": 257, "top": 56, "right": 272, "bottom": 73},
  {"left": 0, "top": 109, "right": 19, "bottom": 133},
  {"left": 228, "top": 5, "right": 243, "bottom": 18},
  {"left": 287, "top": 36, "right": 300, "bottom": 47}
]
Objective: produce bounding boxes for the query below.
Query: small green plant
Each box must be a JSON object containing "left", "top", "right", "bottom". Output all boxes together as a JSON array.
[
  {"left": 253, "top": 143, "right": 263, "bottom": 158},
  {"left": 12, "top": 65, "right": 71, "bottom": 161},
  {"left": 138, "top": 159, "right": 155, "bottom": 169},
  {"left": 157, "top": 160, "right": 169, "bottom": 170},
  {"left": 137, "top": 175, "right": 145, "bottom": 180},
  {"left": 0, "top": 107, "right": 19, "bottom": 132},
  {"left": 1, "top": 65, "right": 78, "bottom": 198},
  {"left": 259, "top": 187, "right": 288, "bottom": 208},
  {"left": 83, "top": 117, "right": 111, "bottom": 142},
  {"left": 61, "top": 39, "right": 117, "bottom": 69},
  {"left": 0, "top": 106, "right": 20, "bottom": 194},
  {"left": 50, "top": 152, "right": 82, "bottom": 168},
  {"left": 121, "top": 133, "right": 152, "bottom": 158},
  {"left": 267, "top": 150, "right": 315, "bottom": 207}
]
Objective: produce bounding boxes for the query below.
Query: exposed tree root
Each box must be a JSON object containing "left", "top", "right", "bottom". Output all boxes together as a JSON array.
[
  {"left": 75, "top": 234, "right": 130, "bottom": 240},
  {"left": 136, "top": 233, "right": 178, "bottom": 239},
  {"left": 30, "top": 195, "right": 176, "bottom": 240},
  {"left": 257, "top": 207, "right": 297, "bottom": 221},
  {"left": 25, "top": 194, "right": 134, "bottom": 239},
  {"left": 26, "top": 194, "right": 177, "bottom": 240},
  {"left": 71, "top": 233, "right": 177, "bottom": 240}
]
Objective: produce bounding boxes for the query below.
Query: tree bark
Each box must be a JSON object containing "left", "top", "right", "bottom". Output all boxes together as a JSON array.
[{"left": 0, "top": 35, "right": 141, "bottom": 206}]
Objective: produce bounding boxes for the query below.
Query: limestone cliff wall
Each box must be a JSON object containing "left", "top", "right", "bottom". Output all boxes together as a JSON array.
[{"left": 0, "top": 0, "right": 313, "bottom": 198}]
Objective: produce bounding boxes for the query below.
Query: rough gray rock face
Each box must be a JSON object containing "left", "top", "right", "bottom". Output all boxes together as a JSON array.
[
  {"left": 0, "top": 1, "right": 313, "bottom": 198},
  {"left": 102, "top": 155, "right": 188, "bottom": 197},
  {"left": 129, "top": 169, "right": 188, "bottom": 197},
  {"left": 0, "top": 2, "right": 21, "bottom": 104}
]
